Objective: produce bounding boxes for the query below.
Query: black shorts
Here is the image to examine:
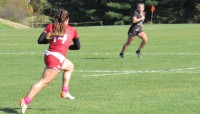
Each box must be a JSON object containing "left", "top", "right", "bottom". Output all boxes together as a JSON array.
[{"left": 128, "top": 27, "right": 143, "bottom": 38}]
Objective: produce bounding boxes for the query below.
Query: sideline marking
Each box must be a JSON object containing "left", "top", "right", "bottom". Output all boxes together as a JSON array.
[
  {"left": 0, "top": 44, "right": 36, "bottom": 46},
  {"left": 0, "top": 52, "right": 199, "bottom": 55},
  {"left": 80, "top": 67, "right": 200, "bottom": 77},
  {"left": 0, "top": 52, "right": 41, "bottom": 55}
]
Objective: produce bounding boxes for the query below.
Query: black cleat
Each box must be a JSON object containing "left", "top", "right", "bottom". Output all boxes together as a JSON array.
[
  {"left": 119, "top": 52, "right": 124, "bottom": 59},
  {"left": 136, "top": 50, "right": 142, "bottom": 59}
]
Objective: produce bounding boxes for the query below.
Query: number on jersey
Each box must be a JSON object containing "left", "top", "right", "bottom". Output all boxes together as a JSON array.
[{"left": 53, "top": 34, "right": 68, "bottom": 44}]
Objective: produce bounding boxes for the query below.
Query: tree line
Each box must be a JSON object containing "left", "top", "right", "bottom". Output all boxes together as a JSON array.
[{"left": 0, "top": 0, "right": 200, "bottom": 26}]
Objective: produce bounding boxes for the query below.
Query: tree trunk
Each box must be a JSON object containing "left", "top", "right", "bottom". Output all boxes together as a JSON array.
[{"left": 184, "top": 0, "right": 196, "bottom": 22}]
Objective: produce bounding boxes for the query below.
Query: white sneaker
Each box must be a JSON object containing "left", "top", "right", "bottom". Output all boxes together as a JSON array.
[
  {"left": 60, "top": 92, "right": 75, "bottom": 100},
  {"left": 20, "top": 99, "right": 27, "bottom": 114}
]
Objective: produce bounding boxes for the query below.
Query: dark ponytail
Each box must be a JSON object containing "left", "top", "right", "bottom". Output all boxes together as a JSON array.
[{"left": 46, "top": 9, "right": 69, "bottom": 39}]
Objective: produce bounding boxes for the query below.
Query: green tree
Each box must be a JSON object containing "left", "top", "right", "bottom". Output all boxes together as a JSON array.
[
  {"left": 146, "top": 0, "right": 200, "bottom": 23},
  {"left": 183, "top": 0, "right": 197, "bottom": 22},
  {"left": 29, "top": 0, "right": 51, "bottom": 15},
  {"left": 43, "top": 0, "right": 200, "bottom": 24},
  {"left": 46, "top": 0, "right": 106, "bottom": 24},
  {"left": 194, "top": 3, "right": 200, "bottom": 22},
  {"left": 105, "top": 1, "right": 132, "bottom": 25}
]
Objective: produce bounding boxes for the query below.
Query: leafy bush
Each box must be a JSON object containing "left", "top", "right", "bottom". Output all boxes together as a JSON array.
[
  {"left": 22, "top": 15, "right": 52, "bottom": 27},
  {"left": 194, "top": 3, "right": 200, "bottom": 22},
  {"left": 114, "top": 20, "right": 124, "bottom": 25},
  {"left": 105, "top": 11, "right": 123, "bottom": 19},
  {"left": 0, "top": 1, "right": 28, "bottom": 23}
]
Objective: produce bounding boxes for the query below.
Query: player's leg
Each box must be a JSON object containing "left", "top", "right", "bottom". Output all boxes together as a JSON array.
[
  {"left": 60, "top": 58, "right": 75, "bottom": 100},
  {"left": 27, "top": 68, "right": 59, "bottom": 99},
  {"left": 136, "top": 32, "right": 148, "bottom": 58},
  {"left": 20, "top": 68, "right": 59, "bottom": 113},
  {"left": 119, "top": 36, "right": 134, "bottom": 59}
]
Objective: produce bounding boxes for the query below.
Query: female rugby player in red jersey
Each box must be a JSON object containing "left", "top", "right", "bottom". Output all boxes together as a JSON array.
[
  {"left": 119, "top": 3, "right": 148, "bottom": 59},
  {"left": 19, "top": 9, "right": 80, "bottom": 114}
]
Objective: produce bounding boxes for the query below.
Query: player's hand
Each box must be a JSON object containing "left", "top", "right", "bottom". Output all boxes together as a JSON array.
[
  {"left": 46, "top": 33, "right": 54, "bottom": 39},
  {"left": 141, "top": 15, "right": 145, "bottom": 20},
  {"left": 46, "top": 32, "right": 64, "bottom": 39}
]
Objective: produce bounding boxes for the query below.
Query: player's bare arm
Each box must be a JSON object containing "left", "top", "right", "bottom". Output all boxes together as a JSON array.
[{"left": 132, "top": 16, "right": 145, "bottom": 23}]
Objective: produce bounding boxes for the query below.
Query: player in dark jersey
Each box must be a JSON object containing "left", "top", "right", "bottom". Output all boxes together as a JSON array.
[
  {"left": 119, "top": 3, "right": 148, "bottom": 59},
  {"left": 19, "top": 9, "right": 80, "bottom": 114}
]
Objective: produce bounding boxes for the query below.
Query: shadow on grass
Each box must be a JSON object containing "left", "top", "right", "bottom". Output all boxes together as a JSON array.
[
  {"left": 0, "top": 108, "right": 19, "bottom": 114},
  {"left": 0, "top": 107, "right": 56, "bottom": 114}
]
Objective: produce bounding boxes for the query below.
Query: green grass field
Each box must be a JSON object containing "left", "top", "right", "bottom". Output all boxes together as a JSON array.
[
  {"left": 0, "top": 23, "right": 11, "bottom": 29},
  {"left": 0, "top": 24, "right": 200, "bottom": 114}
]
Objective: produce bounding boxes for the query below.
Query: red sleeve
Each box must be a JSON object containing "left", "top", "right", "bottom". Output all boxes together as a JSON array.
[
  {"left": 44, "top": 24, "right": 53, "bottom": 33},
  {"left": 73, "top": 28, "right": 79, "bottom": 38}
]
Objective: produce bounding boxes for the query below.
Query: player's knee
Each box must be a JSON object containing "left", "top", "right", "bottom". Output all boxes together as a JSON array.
[
  {"left": 42, "top": 80, "right": 51, "bottom": 87},
  {"left": 65, "top": 63, "right": 74, "bottom": 72},
  {"left": 143, "top": 37, "right": 148, "bottom": 44},
  {"left": 144, "top": 39, "right": 148, "bottom": 44},
  {"left": 62, "top": 60, "right": 74, "bottom": 71},
  {"left": 32, "top": 80, "right": 48, "bottom": 90},
  {"left": 38, "top": 79, "right": 51, "bottom": 88},
  {"left": 70, "top": 63, "right": 74, "bottom": 71}
]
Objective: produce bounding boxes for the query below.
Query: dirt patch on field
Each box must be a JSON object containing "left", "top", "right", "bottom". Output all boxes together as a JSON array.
[{"left": 0, "top": 18, "right": 30, "bottom": 28}]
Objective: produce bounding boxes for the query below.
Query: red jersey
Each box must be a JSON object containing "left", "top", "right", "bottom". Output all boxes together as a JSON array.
[{"left": 44, "top": 24, "right": 79, "bottom": 56}]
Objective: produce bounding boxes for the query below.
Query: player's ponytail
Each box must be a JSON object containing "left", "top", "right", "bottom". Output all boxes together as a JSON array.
[{"left": 46, "top": 9, "right": 69, "bottom": 39}]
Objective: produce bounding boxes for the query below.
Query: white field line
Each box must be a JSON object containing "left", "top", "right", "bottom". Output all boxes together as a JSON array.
[
  {"left": 77, "top": 52, "right": 200, "bottom": 55},
  {"left": 80, "top": 67, "right": 200, "bottom": 77},
  {"left": 0, "top": 52, "right": 200, "bottom": 55},
  {"left": 0, "top": 52, "right": 41, "bottom": 55},
  {"left": 0, "top": 44, "right": 36, "bottom": 46}
]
